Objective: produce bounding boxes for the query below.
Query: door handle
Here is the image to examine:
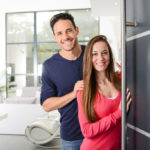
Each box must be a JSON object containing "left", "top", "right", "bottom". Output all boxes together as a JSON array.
[{"left": 126, "top": 21, "right": 137, "bottom": 27}]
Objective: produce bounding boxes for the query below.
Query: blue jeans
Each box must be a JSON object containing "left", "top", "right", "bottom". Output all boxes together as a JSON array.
[{"left": 61, "top": 139, "right": 83, "bottom": 150}]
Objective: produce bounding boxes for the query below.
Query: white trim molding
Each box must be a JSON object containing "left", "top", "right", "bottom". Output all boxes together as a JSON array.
[
  {"left": 127, "top": 30, "right": 150, "bottom": 42},
  {"left": 127, "top": 123, "right": 150, "bottom": 138}
]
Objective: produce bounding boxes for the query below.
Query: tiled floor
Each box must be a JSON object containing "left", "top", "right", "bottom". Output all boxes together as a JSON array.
[{"left": 0, "top": 134, "right": 62, "bottom": 150}]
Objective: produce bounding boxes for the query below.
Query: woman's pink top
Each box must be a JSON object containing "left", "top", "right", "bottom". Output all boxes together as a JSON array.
[{"left": 77, "top": 90, "right": 121, "bottom": 150}]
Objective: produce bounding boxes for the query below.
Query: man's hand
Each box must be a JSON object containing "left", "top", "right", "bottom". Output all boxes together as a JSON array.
[{"left": 72, "top": 80, "right": 84, "bottom": 98}]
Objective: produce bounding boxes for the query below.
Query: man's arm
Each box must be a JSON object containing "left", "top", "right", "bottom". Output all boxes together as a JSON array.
[
  {"left": 42, "top": 80, "right": 84, "bottom": 112},
  {"left": 42, "top": 91, "right": 75, "bottom": 112}
]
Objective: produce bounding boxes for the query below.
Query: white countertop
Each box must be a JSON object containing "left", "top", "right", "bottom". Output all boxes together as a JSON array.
[
  {"left": 0, "top": 112, "right": 8, "bottom": 120},
  {"left": 0, "top": 104, "right": 47, "bottom": 134}
]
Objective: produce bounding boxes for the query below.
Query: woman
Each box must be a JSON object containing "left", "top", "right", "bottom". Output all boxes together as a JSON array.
[{"left": 77, "top": 35, "right": 132, "bottom": 150}]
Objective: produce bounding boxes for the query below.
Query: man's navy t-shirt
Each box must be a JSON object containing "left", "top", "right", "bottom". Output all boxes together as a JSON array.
[{"left": 40, "top": 46, "right": 85, "bottom": 141}]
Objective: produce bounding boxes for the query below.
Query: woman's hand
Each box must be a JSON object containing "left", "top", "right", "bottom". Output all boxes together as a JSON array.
[
  {"left": 119, "top": 88, "right": 132, "bottom": 112},
  {"left": 126, "top": 88, "right": 132, "bottom": 112},
  {"left": 116, "top": 62, "right": 122, "bottom": 77},
  {"left": 116, "top": 62, "right": 121, "bottom": 71}
]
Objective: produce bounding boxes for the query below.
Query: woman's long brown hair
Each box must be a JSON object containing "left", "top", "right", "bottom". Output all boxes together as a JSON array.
[{"left": 83, "top": 35, "right": 121, "bottom": 123}]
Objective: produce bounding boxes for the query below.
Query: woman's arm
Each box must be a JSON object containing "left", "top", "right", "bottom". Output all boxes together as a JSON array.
[{"left": 77, "top": 91, "right": 121, "bottom": 139}]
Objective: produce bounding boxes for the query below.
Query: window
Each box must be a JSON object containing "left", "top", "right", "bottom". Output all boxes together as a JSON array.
[{"left": 6, "top": 9, "right": 99, "bottom": 97}]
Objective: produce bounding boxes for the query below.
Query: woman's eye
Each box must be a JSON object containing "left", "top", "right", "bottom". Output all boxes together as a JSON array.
[
  {"left": 102, "top": 51, "right": 108, "bottom": 55},
  {"left": 92, "top": 53, "right": 97, "bottom": 56}
]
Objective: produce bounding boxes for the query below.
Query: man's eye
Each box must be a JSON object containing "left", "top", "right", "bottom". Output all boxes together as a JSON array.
[
  {"left": 67, "top": 29, "right": 72, "bottom": 33},
  {"left": 57, "top": 32, "right": 62, "bottom": 36}
]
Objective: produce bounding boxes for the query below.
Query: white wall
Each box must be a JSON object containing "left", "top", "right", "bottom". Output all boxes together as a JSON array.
[
  {"left": 0, "top": 12, "right": 6, "bottom": 86},
  {"left": 90, "top": 0, "right": 121, "bottom": 64},
  {"left": 0, "top": 104, "right": 46, "bottom": 134},
  {"left": 100, "top": 16, "right": 121, "bottom": 63},
  {"left": 1, "top": 0, "right": 90, "bottom": 12}
]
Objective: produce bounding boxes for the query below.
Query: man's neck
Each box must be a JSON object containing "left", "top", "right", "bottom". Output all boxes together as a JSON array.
[{"left": 59, "top": 44, "right": 82, "bottom": 61}]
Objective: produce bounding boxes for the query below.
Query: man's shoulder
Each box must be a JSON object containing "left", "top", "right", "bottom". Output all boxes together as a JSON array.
[
  {"left": 43, "top": 53, "right": 59, "bottom": 66},
  {"left": 81, "top": 45, "right": 86, "bottom": 51}
]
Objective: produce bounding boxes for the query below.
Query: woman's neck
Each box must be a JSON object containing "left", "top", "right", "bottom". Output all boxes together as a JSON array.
[
  {"left": 96, "top": 72, "right": 108, "bottom": 84},
  {"left": 96, "top": 71, "right": 119, "bottom": 98}
]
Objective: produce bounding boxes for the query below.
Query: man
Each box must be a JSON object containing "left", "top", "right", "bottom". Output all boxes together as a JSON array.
[{"left": 40, "top": 13, "right": 84, "bottom": 150}]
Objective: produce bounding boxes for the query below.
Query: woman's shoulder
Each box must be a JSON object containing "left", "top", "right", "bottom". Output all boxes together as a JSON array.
[
  {"left": 77, "top": 90, "right": 83, "bottom": 103},
  {"left": 77, "top": 90, "right": 83, "bottom": 97}
]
